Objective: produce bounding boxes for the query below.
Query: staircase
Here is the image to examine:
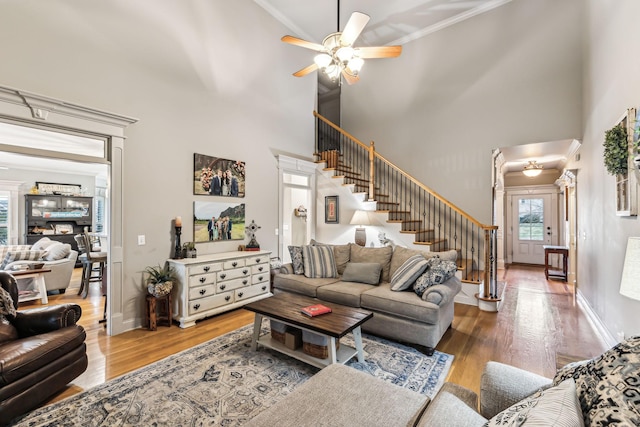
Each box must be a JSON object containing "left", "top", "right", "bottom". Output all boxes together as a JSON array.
[{"left": 314, "top": 111, "right": 500, "bottom": 309}]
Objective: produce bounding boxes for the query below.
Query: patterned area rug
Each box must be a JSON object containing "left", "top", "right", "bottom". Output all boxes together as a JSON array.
[{"left": 12, "top": 323, "right": 453, "bottom": 426}]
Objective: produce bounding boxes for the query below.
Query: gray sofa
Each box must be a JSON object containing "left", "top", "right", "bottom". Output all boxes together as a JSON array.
[
  {"left": 246, "top": 336, "right": 640, "bottom": 426},
  {"left": 275, "top": 243, "right": 462, "bottom": 354}
]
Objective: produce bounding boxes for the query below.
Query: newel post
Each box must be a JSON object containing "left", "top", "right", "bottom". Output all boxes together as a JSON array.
[
  {"left": 483, "top": 228, "right": 492, "bottom": 298},
  {"left": 369, "top": 141, "right": 375, "bottom": 201}
]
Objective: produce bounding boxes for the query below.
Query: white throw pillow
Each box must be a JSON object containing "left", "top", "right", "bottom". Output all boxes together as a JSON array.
[{"left": 43, "top": 242, "right": 72, "bottom": 261}]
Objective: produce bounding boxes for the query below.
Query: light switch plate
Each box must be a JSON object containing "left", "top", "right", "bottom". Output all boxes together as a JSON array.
[{"left": 138, "top": 235, "right": 146, "bottom": 245}]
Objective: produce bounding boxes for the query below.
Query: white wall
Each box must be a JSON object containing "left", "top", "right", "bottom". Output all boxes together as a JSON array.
[
  {"left": 340, "top": 0, "right": 583, "bottom": 224},
  {"left": 564, "top": 0, "right": 640, "bottom": 339},
  {"left": 0, "top": 1, "right": 316, "bottom": 329}
]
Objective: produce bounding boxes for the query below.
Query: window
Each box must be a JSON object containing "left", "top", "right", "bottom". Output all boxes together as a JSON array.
[
  {"left": 518, "top": 198, "right": 544, "bottom": 241},
  {"left": 0, "top": 192, "right": 7, "bottom": 245}
]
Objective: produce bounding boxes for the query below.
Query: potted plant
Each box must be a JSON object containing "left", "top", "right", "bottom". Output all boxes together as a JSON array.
[
  {"left": 144, "top": 263, "right": 177, "bottom": 297},
  {"left": 603, "top": 123, "right": 629, "bottom": 176}
]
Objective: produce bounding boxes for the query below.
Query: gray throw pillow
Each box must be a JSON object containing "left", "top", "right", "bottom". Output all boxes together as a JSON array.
[
  {"left": 310, "top": 239, "right": 351, "bottom": 275},
  {"left": 349, "top": 244, "right": 393, "bottom": 282},
  {"left": 42, "top": 242, "right": 71, "bottom": 261},
  {"left": 341, "top": 262, "right": 382, "bottom": 285},
  {"left": 288, "top": 245, "right": 304, "bottom": 275}
]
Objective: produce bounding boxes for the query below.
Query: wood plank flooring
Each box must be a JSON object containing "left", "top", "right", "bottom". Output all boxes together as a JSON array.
[{"left": 19, "top": 263, "right": 608, "bottom": 408}]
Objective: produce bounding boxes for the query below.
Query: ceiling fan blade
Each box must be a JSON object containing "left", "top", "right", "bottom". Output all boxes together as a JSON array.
[
  {"left": 341, "top": 70, "right": 360, "bottom": 85},
  {"left": 293, "top": 63, "right": 318, "bottom": 77},
  {"left": 340, "top": 12, "right": 370, "bottom": 46},
  {"left": 281, "top": 35, "right": 325, "bottom": 52},
  {"left": 357, "top": 46, "right": 402, "bottom": 59}
]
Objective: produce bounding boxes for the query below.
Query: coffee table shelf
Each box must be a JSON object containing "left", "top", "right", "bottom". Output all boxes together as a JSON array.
[{"left": 255, "top": 331, "right": 359, "bottom": 369}]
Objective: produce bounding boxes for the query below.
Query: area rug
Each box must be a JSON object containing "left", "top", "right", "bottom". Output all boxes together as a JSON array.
[{"left": 11, "top": 323, "right": 453, "bottom": 426}]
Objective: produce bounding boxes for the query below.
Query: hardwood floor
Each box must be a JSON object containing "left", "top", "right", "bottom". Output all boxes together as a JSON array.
[{"left": 19, "top": 263, "right": 608, "bottom": 407}]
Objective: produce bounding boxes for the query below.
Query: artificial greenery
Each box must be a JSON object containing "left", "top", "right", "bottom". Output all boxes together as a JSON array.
[
  {"left": 144, "top": 263, "right": 177, "bottom": 284},
  {"left": 603, "top": 123, "right": 628, "bottom": 176}
]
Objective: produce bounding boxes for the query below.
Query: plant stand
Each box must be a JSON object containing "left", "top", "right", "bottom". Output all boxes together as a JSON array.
[{"left": 146, "top": 294, "right": 172, "bottom": 331}]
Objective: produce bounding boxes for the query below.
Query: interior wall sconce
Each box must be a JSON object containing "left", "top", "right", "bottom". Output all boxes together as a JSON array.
[{"left": 350, "top": 210, "right": 372, "bottom": 246}]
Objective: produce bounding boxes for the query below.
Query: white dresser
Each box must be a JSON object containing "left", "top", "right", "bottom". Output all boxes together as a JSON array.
[{"left": 168, "top": 250, "right": 272, "bottom": 328}]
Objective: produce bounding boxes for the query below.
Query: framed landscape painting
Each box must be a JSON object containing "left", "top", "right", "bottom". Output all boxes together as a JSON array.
[
  {"left": 193, "top": 153, "right": 246, "bottom": 197},
  {"left": 193, "top": 201, "right": 245, "bottom": 243}
]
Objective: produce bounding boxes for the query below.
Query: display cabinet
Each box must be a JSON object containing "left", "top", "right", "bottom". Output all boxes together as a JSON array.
[{"left": 25, "top": 195, "right": 93, "bottom": 264}]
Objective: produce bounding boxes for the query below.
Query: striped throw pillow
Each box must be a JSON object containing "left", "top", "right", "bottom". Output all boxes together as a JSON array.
[
  {"left": 390, "top": 254, "right": 429, "bottom": 291},
  {"left": 302, "top": 245, "right": 337, "bottom": 279},
  {"left": 0, "top": 250, "right": 46, "bottom": 270}
]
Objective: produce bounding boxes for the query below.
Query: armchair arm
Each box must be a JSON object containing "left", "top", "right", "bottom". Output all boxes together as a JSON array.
[
  {"left": 279, "top": 263, "right": 294, "bottom": 274},
  {"left": 13, "top": 303, "right": 82, "bottom": 337},
  {"left": 479, "top": 361, "right": 552, "bottom": 419},
  {"left": 422, "top": 276, "right": 462, "bottom": 306}
]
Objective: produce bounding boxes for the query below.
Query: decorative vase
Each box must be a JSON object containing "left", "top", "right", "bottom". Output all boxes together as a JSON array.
[{"left": 147, "top": 281, "right": 173, "bottom": 298}]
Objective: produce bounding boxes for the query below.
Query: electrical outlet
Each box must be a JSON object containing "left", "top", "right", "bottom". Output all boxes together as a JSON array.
[{"left": 137, "top": 235, "right": 146, "bottom": 245}]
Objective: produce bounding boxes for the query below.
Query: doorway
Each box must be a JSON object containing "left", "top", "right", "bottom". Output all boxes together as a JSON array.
[{"left": 511, "top": 194, "right": 551, "bottom": 264}]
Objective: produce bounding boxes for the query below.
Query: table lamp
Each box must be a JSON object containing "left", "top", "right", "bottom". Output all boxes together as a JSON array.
[
  {"left": 350, "top": 210, "right": 372, "bottom": 246},
  {"left": 620, "top": 237, "right": 640, "bottom": 301}
]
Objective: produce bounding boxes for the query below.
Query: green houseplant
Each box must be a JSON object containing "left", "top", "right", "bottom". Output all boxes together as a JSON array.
[
  {"left": 603, "top": 123, "right": 629, "bottom": 176},
  {"left": 145, "top": 263, "right": 178, "bottom": 297}
]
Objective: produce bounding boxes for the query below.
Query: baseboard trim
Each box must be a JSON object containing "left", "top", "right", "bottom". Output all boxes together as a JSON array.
[{"left": 576, "top": 290, "right": 617, "bottom": 348}]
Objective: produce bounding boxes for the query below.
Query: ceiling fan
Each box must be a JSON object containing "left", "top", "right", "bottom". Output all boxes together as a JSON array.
[{"left": 281, "top": 5, "right": 402, "bottom": 85}]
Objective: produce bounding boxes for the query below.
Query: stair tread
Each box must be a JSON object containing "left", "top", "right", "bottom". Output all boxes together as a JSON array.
[
  {"left": 387, "top": 219, "right": 422, "bottom": 224},
  {"left": 399, "top": 229, "right": 434, "bottom": 234}
]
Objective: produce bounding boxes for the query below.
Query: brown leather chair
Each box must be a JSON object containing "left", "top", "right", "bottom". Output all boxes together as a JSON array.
[{"left": 0, "top": 271, "right": 87, "bottom": 425}]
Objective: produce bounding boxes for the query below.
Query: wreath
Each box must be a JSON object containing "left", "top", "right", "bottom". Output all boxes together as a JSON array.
[{"left": 603, "top": 123, "right": 628, "bottom": 176}]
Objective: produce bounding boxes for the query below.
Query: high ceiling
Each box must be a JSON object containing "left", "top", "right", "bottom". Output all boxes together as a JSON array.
[{"left": 254, "top": 0, "right": 513, "bottom": 47}]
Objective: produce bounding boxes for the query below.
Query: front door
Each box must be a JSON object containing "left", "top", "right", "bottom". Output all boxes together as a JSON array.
[{"left": 512, "top": 195, "right": 552, "bottom": 264}]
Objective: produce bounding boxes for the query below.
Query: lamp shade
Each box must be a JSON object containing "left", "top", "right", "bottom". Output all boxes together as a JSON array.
[
  {"left": 350, "top": 210, "right": 372, "bottom": 226},
  {"left": 620, "top": 237, "right": 640, "bottom": 301}
]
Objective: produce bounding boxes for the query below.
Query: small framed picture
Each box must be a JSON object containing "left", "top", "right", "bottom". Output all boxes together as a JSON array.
[{"left": 325, "top": 196, "right": 339, "bottom": 224}]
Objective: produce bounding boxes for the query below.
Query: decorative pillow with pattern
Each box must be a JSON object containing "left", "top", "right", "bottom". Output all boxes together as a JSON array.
[
  {"left": 552, "top": 336, "right": 640, "bottom": 426},
  {"left": 287, "top": 245, "right": 304, "bottom": 275},
  {"left": 302, "top": 245, "right": 337, "bottom": 279},
  {"left": 390, "top": 254, "right": 429, "bottom": 291},
  {"left": 485, "top": 379, "right": 583, "bottom": 427},
  {"left": 413, "top": 258, "right": 458, "bottom": 297},
  {"left": 0, "top": 250, "right": 46, "bottom": 270}
]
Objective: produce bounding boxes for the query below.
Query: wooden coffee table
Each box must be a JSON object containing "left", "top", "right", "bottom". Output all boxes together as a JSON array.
[
  {"left": 11, "top": 268, "right": 52, "bottom": 304},
  {"left": 244, "top": 292, "right": 373, "bottom": 369}
]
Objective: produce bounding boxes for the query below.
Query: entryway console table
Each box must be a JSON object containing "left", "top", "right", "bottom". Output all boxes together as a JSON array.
[{"left": 168, "top": 250, "right": 272, "bottom": 328}]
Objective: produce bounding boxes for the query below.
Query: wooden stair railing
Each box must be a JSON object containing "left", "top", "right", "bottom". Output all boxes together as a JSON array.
[{"left": 314, "top": 111, "right": 500, "bottom": 301}]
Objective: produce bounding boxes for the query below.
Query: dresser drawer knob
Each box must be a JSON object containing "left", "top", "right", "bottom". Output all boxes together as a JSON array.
[
  {"left": 242, "top": 269, "right": 248, "bottom": 275},
  {"left": 199, "top": 289, "right": 206, "bottom": 295},
  {"left": 232, "top": 262, "right": 238, "bottom": 267},
  {"left": 199, "top": 277, "right": 206, "bottom": 283},
  {"left": 225, "top": 295, "right": 231, "bottom": 302},
  {"left": 256, "top": 258, "right": 261, "bottom": 263},
  {"left": 193, "top": 303, "right": 200, "bottom": 310},
  {"left": 242, "top": 280, "right": 248, "bottom": 285},
  {"left": 258, "top": 266, "right": 264, "bottom": 272},
  {"left": 220, "top": 284, "right": 226, "bottom": 290},
  {"left": 203, "top": 266, "right": 210, "bottom": 272},
  {"left": 258, "top": 276, "right": 263, "bottom": 281},
  {"left": 220, "top": 273, "right": 226, "bottom": 279},
  {"left": 262, "top": 286, "right": 267, "bottom": 291},
  {"left": 238, "top": 292, "right": 244, "bottom": 298}
]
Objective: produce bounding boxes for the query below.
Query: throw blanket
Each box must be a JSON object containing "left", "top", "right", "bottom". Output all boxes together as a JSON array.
[{"left": 0, "top": 286, "right": 16, "bottom": 319}]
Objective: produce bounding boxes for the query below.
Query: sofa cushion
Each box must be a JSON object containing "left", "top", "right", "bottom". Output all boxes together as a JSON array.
[
  {"left": 425, "top": 249, "right": 458, "bottom": 262},
  {"left": 486, "top": 379, "right": 583, "bottom": 427},
  {"left": 0, "top": 245, "right": 30, "bottom": 262},
  {"left": 552, "top": 336, "right": 640, "bottom": 426},
  {"left": 390, "top": 254, "right": 429, "bottom": 291},
  {"left": 42, "top": 242, "right": 72, "bottom": 261},
  {"left": 273, "top": 274, "right": 341, "bottom": 298},
  {"left": 341, "top": 262, "right": 382, "bottom": 285},
  {"left": 349, "top": 244, "right": 393, "bottom": 282},
  {"left": 414, "top": 258, "right": 459, "bottom": 298},
  {"left": 389, "top": 246, "right": 424, "bottom": 278},
  {"left": 417, "top": 389, "right": 487, "bottom": 427},
  {"left": 361, "top": 283, "right": 441, "bottom": 324},
  {"left": 310, "top": 240, "right": 351, "bottom": 274},
  {"left": 302, "top": 245, "right": 337, "bottom": 279},
  {"left": 0, "top": 250, "right": 46, "bottom": 270},
  {"left": 287, "top": 246, "right": 304, "bottom": 275},
  {"left": 316, "top": 282, "right": 375, "bottom": 307},
  {"left": 30, "top": 237, "right": 56, "bottom": 251}
]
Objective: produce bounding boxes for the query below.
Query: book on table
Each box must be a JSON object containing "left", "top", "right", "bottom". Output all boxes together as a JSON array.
[{"left": 300, "top": 303, "right": 332, "bottom": 317}]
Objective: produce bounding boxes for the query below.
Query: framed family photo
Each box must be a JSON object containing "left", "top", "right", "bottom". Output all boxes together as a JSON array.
[
  {"left": 193, "top": 153, "right": 246, "bottom": 197},
  {"left": 193, "top": 201, "right": 245, "bottom": 243},
  {"left": 325, "top": 196, "right": 339, "bottom": 224}
]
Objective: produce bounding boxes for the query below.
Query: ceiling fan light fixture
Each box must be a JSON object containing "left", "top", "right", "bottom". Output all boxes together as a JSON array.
[
  {"left": 336, "top": 46, "right": 354, "bottom": 63},
  {"left": 347, "top": 56, "right": 364, "bottom": 73},
  {"left": 326, "top": 64, "right": 341, "bottom": 81},
  {"left": 314, "top": 53, "right": 333, "bottom": 69},
  {"left": 523, "top": 160, "right": 543, "bottom": 177}
]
